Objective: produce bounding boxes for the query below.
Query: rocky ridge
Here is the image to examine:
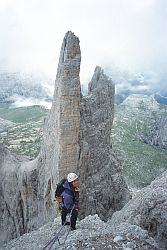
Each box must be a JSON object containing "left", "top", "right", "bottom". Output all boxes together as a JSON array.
[
  {"left": 109, "top": 170, "right": 167, "bottom": 249},
  {"left": 3, "top": 170, "right": 166, "bottom": 249},
  {"left": 1, "top": 214, "right": 158, "bottom": 250},
  {"left": 0, "top": 168, "right": 167, "bottom": 250}
]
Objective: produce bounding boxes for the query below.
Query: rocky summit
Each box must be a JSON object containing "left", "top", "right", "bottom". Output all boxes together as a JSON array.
[{"left": 0, "top": 31, "right": 130, "bottom": 246}]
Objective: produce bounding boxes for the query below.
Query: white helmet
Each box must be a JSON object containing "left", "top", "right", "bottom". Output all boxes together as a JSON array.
[{"left": 67, "top": 173, "right": 78, "bottom": 182}]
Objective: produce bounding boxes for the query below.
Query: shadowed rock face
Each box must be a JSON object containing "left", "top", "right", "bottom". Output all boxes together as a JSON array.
[
  {"left": 140, "top": 116, "right": 167, "bottom": 150},
  {"left": 0, "top": 31, "right": 130, "bottom": 245},
  {"left": 0, "top": 145, "right": 31, "bottom": 244},
  {"left": 78, "top": 66, "right": 131, "bottom": 220}
]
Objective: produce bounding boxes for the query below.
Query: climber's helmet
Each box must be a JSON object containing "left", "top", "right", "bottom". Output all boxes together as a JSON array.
[{"left": 67, "top": 173, "right": 78, "bottom": 183}]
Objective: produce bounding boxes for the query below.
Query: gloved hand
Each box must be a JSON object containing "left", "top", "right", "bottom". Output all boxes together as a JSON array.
[{"left": 75, "top": 203, "right": 80, "bottom": 210}]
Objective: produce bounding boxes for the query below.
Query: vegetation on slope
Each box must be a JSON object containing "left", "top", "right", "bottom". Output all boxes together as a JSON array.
[
  {"left": 0, "top": 104, "right": 48, "bottom": 123},
  {"left": 0, "top": 104, "right": 48, "bottom": 158},
  {"left": 112, "top": 103, "right": 167, "bottom": 188},
  {"left": 0, "top": 95, "right": 167, "bottom": 188}
]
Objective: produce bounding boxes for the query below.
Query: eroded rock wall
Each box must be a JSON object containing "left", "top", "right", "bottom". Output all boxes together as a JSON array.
[{"left": 0, "top": 145, "right": 30, "bottom": 244}]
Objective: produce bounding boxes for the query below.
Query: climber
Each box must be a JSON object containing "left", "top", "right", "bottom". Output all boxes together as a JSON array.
[{"left": 60, "top": 173, "right": 79, "bottom": 230}]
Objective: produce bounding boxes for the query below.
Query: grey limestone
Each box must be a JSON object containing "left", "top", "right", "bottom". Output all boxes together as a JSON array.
[
  {"left": 109, "top": 170, "right": 167, "bottom": 249},
  {"left": 78, "top": 66, "right": 131, "bottom": 221}
]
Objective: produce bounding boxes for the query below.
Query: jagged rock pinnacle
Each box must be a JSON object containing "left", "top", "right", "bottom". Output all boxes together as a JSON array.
[{"left": 79, "top": 66, "right": 131, "bottom": 220}]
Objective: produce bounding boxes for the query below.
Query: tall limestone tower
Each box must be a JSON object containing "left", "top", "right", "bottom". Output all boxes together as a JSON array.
[
  {"left": 38, "top": 31, "right": 81, "bottom": 220},
  {"left": 40, "top": 31, "right": 81, "bottom": 178}
]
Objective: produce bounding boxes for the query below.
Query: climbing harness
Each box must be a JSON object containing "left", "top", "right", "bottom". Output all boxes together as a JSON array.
[{"left": 42, "top": 208, "right": 74, "bottom": 250}]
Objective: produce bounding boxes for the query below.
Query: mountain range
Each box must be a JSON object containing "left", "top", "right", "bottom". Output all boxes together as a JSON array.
[
  {"left": 1, "top": 70, "right": 167, "bottom": 106},
  {"left": 0, "top": 71, "right": 52, "bottom": 107}
]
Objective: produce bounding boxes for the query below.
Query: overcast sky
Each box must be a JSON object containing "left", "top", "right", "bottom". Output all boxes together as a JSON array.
[{"left": 0, "top": 0, "right": 167, "bottom": 89}]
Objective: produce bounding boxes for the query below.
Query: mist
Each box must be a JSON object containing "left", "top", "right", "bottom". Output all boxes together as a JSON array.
[{"left": 0, "top": 0, "right": 167, "bottom": 92}]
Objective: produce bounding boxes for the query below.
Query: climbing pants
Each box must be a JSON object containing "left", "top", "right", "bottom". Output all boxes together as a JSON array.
[{"left": 61, "top": 207, "right": 78, "bottom": 229}]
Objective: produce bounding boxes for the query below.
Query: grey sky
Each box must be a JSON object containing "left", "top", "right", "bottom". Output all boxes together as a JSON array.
[{"left": 0, "top": 0, "right": 167, "bottom": 88}]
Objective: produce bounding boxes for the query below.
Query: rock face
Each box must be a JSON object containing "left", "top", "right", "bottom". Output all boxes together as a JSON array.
[
  {"left": 0, "top": 31, "right": 130, "bottom": 245},
  {"left": 121, "top": 94, "right": 167, "bottom": 150},
  {"left": 0, "top": 145, "right": 30, "bottom": 244},
  {"left": 0, "top": 72, "right": 51, "bottom": 103},
  {"left": 40, "top": 31, "right": 81, "bottom": 180},
  {"left": 140, "top": 115, "right": 167, "bottom": 150},
  {"left": 109, "top": 170, "right": 167, "bottom": 249},
  {"left": 1, "top": 214, "right": 158, "bottom": 250},
  {"left": 78, "top": 66, "right": 131, "bottom": 221}
]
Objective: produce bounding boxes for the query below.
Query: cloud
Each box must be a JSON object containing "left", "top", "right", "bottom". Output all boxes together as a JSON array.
[
  {"left": 11, "top": 95, "right": 52, "bottom": 109},
  {"left": 0, "top": 0, "right": 167, "bottom": 92}
]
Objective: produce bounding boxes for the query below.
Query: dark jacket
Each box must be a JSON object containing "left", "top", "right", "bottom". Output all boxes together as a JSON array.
[{"left": 61, "top": 180, "right": 79, "bottom": 210}]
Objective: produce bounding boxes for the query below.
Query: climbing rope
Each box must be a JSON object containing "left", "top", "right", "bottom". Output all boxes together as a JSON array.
[{"left": 42, "top": 208, "right": 74, "bottom": 250}]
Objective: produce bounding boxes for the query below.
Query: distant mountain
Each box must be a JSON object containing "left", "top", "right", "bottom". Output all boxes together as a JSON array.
[
  {"left": 120, "top": 94, "right": 160, "bottom": 111},
  {"left": 1, "top": 71, "right": 166, "bottom": 108},
  {"left": 112, "top": 94, "right": 167, "bottom": 188},
  {"left": 0, "top": 71, "right": 52, "bottom": 105},
  {"left": 106, "top": 68, "right": 167, "bottom": 105},
  {"left": 120, "top": 94, "right": 167, "bottom": 150}
]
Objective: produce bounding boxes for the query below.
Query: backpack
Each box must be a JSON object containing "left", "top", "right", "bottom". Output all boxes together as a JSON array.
[{"left": 55, "top": 178, "right": 66, "bottom": 198}]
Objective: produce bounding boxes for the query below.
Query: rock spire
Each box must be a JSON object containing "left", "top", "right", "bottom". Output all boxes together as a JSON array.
[{"left": 78, "top": 66, "right": 131, "bottom": 220}]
